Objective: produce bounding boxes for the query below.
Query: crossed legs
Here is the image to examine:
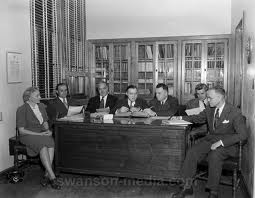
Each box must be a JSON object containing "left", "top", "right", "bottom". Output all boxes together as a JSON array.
[{"left": 40, "top": 147, "right": 56, "bottom": 180}]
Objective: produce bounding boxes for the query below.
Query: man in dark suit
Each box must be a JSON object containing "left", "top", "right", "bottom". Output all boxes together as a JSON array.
[
  {"left": 86, "top": 81, "right": 118, "bottom": 113},
  {"left": 143, "top": 83, "right": 178, "bottom": 117},
  {"left": 172, "top": 86, "right": 247, "bottom": 198},
  {"left": 186, "top": 83, "right": 209, "bottom": 140},
  {"left": 112, "top": 85, "right": 148, "bottom": 114},
  {"left": 47, "top": 83, "right": 75, "bottom": 127}
]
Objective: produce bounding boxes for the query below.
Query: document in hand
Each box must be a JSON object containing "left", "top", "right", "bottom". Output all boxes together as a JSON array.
[
  {"left": 67, "top": 106, "right": 84, "bottom": 116},
  {"left": 185, "top": 107, "right": 203, "bottom": 116}
]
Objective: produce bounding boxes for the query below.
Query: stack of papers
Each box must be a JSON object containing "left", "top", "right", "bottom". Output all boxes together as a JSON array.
[
  {"left": 67, "top": 106, "right": 83, "bottom": 116},
  {"left": 162, "top": 119, "right": 192, "bottom": 126}
]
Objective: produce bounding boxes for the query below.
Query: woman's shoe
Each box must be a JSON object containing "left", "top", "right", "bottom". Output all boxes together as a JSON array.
[
  {"left": 40, "top": 176, "right": 50, "bottom": 187},
  {"left": 49, "top": 178, "right": 62, "bottom": 190}
]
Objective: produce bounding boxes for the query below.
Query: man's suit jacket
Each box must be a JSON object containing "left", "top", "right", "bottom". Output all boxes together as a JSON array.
[
  {"left": 186, "top": 98, "right": 200, "bottom": 109},
  {"left": 186, "top": 98, "right": 208, "bottom": 134},
  {"left": 86, "top": 94, "right": 118, "bottom": 113},
  {"left": 46, "top": 97, "right": 74, "bottom": 124},
  {"left": 149, "top": 95, "right": 179, "bottom": 116},
  {"left": 111, "top": 97, "right": 149, "bottom": 114},
  {"left": 183, "top": 103, "right": 247, "bottom": 147}
]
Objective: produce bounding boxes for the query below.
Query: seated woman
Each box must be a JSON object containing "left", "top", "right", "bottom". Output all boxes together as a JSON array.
[{"left": 16, "top": 87, "right": 61, "bottom": 189}]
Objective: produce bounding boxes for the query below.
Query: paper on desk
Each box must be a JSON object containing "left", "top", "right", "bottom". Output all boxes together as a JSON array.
[
  {"left": 58, "top": 113, "right": 84, "bottom": 122},
  {"left": 67, "top": 106, "right": 83, "bottom": 116},
  {"left": 90, "top": 112, "right": 109, "bottom": 118},
  {"left": 185, "top": 107, "right": 203, "bottom": 116},
  {"left": 162, "top": 119, "right": 192, "bottom": 125},
  {"left": 150, "top": 116, "right": 170, "bottom": 120}
]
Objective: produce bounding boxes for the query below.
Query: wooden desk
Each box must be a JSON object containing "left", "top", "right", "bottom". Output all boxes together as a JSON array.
[{"left": 54, "top": 116, "right": 190, "bottom": 181}]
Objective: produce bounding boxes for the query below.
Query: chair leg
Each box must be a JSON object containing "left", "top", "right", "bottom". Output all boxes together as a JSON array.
[{"left": 233, "top": 169, "right": 237, "bottom": 198}]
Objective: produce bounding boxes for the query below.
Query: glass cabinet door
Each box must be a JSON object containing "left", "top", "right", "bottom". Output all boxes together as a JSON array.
[
  {"left": 113, "top": 44, "right": 130, "bottom": 94},
  {"left": 157, "top": 42, "right": 177, "bottom": 96},
  {"left": 205, "top": 41, "right": 227, "bottom": 88},
  {"left": 137, "top": 44, "right": 154, "bottom": 97},
  {"left": 182, "top": 40, "right": 228, "bottom": 104},
  {"left": 182, "top": 41, "right": 202, "bottom": 102},
  {"left": 95, "top": 45, "right": 109, "bottom": 85}
]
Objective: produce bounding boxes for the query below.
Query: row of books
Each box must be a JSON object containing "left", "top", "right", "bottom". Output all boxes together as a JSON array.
[
  {"left": 185, "top": 43, "right": 201, "bottom": 57},
  {"left": 158, "top": 44, "right": 174, "bottom": 59},
  {"left": 138, "top": 45, "right": 153, "bottom": 60},
  {"left": 114, "top": 45, "right": 128, "bottom": 60},
  {"left": 114, "top": 62, "right": 128, "bottom": 72},
  {"left": 185, "top": 69, "right": 201, "bottom": 81},
  {"left": 138, "top": 62, "right": 153, "bottom": 71},
  {"left": 207, "top": 61, "right": 224, "bottom": 69},
  {"left": 95, "top": 46, "right": 109, "bottom": 60},
  {"left": 113, "top": 72, "right": 128, "bottom": 81},
  {"left": 207, "top": 69, "right": 224, "bottom": 80}
]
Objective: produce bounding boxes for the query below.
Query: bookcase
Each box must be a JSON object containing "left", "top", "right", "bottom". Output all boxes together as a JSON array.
[
  {"left": 88, "top": 35, "right": 229, "bottom": 104},
  {"left": 182, "top": 39, "right": 228, "bottom": 103}
]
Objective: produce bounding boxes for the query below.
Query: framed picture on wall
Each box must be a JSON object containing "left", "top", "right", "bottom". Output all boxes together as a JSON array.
[{"left": 6, "top": 51, "right": 22, "bottom": 83}]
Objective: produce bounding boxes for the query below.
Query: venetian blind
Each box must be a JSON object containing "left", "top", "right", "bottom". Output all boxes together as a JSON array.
[{"left": 30, "top": 0, "right": 87, "bottom": 98}]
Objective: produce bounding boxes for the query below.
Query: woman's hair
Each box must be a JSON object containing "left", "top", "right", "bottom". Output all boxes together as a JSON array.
[{"left": 23, "top": 87, "right": 39, "bottom": 103}]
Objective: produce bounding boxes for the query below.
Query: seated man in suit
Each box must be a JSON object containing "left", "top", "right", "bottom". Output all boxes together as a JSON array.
[
  {"left": 172, "top": 86, "right": 247, "bottom": 198},
  {"left": 86, "top": 81, "right": 118, "bottom": 113},
  {"left": 186, "top": 83, "right": 209, "bottom": 140},
  {"left": 112, "top": 85, "right": 148, "bottom": 114},
  {"left": 47, "top": 83, "right": 74, "bottom": 124},
  {"left": 143, "top": 83, "right": 178, "bottom": 116}
]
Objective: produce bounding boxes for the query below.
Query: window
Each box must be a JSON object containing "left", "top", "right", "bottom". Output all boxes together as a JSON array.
[{"left": 30, "top": 0, "right": 87, "bottom": 98}]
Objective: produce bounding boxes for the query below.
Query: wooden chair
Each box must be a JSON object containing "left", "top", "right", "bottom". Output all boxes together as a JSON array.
[
  {"left": 195, "top": 141, "right": 245, "bottom": 198},
  {"left": 8, "top": 129, "right": 39, "bottom": 183}
]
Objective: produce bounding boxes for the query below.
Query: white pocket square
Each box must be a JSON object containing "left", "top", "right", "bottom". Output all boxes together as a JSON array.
[{"left": 222, "top": 120, "right": 229, "bottom": 124}]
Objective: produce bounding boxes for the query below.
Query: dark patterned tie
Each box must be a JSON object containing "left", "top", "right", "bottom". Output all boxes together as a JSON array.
[
  {"left": 213, "top": 108, "right": 220, "bottom": 130},
  {"left": 99, "top": 97, "right": 104, "bottom": 108}
]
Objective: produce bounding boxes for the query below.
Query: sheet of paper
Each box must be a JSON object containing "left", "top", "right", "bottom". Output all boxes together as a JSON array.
[
  {"left": 162, "top": 119, "right": 192, "bottom": 125},
  {"left": 90, "top": 112, "right": 109, "bottom": 118},
  {"left": 67, "top": 106, "right": 83, "bottom": 116},
  {"left": 185, "top": 107, "right": 203, "bottom": 116},
  {"left": 58, "top": 113, "right": 84, "bottom": 122},
  {"left": 150, "top": 116, "right": 170, "bottom": 120}
]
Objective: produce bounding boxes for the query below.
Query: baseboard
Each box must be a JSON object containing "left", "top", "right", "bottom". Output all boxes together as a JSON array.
[{"left": 240, "top": 173, "right": 252, "bottom": 198}]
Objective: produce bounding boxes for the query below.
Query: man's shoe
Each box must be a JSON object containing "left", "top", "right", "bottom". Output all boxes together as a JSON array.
[
  {"left": 172, "top": 186, "right": 193, "bottom": 198},
  {"left": 208, "top": 191, "right": 218, "bottom": 198}
]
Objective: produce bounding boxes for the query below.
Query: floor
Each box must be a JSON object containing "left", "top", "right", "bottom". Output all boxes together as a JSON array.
[{"left": 0, "top": 165, "right": 244, "bottom": 198}]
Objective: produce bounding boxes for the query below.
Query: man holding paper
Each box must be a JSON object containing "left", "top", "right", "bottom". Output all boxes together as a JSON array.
[
  {"left": 172, "top": 86, "right": 247, "bottom": 198},
  {"left": 47, "top": 83, "right": 78, "bottom": 126},
  {"left": 185, "top": 83, "right": 209, "bottom": 142},
  {"left": 86, "top": 81, "right": 118, "bottom": 113}
]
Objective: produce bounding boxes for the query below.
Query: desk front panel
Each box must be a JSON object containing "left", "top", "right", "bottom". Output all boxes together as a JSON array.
[{"left": 54, "top": 120, "right": 188, "bottom": 181}]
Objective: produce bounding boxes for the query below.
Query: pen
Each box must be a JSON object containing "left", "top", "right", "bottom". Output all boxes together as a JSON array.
[
  {"left": 149, "top": 106, "right": 154, "bottom": 109},
  {"left": 168, "top": 115, "right": 173, "bottom": 120}
]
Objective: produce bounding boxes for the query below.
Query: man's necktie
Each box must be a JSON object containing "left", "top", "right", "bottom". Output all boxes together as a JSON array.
[
  {"left": 213, "top": 108, "right": 220, "bottom": 130},
  {"left": 99, "top": 97, "right": 104, "bottom": 108},
  {"left": 63, "top": 98, "right": 68, "bottom": 109},
  {"left": 203, "top": 101, "right": 207, "bottom": 108}
]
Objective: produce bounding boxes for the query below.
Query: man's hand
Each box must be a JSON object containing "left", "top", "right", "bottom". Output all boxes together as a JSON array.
[
  {"left": 211, "top": 140, "right": 223, "bottom": 150},
  {"left": 130, "top": 107, "right": 141, "bottom": 113},
  {"left": 143, "top": 108, "right": 157, "bottom": 117},
  {"left": 170, "top": 116, "right": 182, "bottom": 120},
  {"left": 118, "top": 106, "right": 129, "bottom": 113}
]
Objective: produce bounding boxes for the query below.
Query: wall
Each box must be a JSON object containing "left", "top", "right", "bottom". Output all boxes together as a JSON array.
[
  {"left": 87, "top": 0, "right": 231, "bottom": 39},
  {"left": 0, "top": 0, "right": 31, "bottom": 171},
  {"left": 231, "top": 0, "right": 255, "bottom": 196}
]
